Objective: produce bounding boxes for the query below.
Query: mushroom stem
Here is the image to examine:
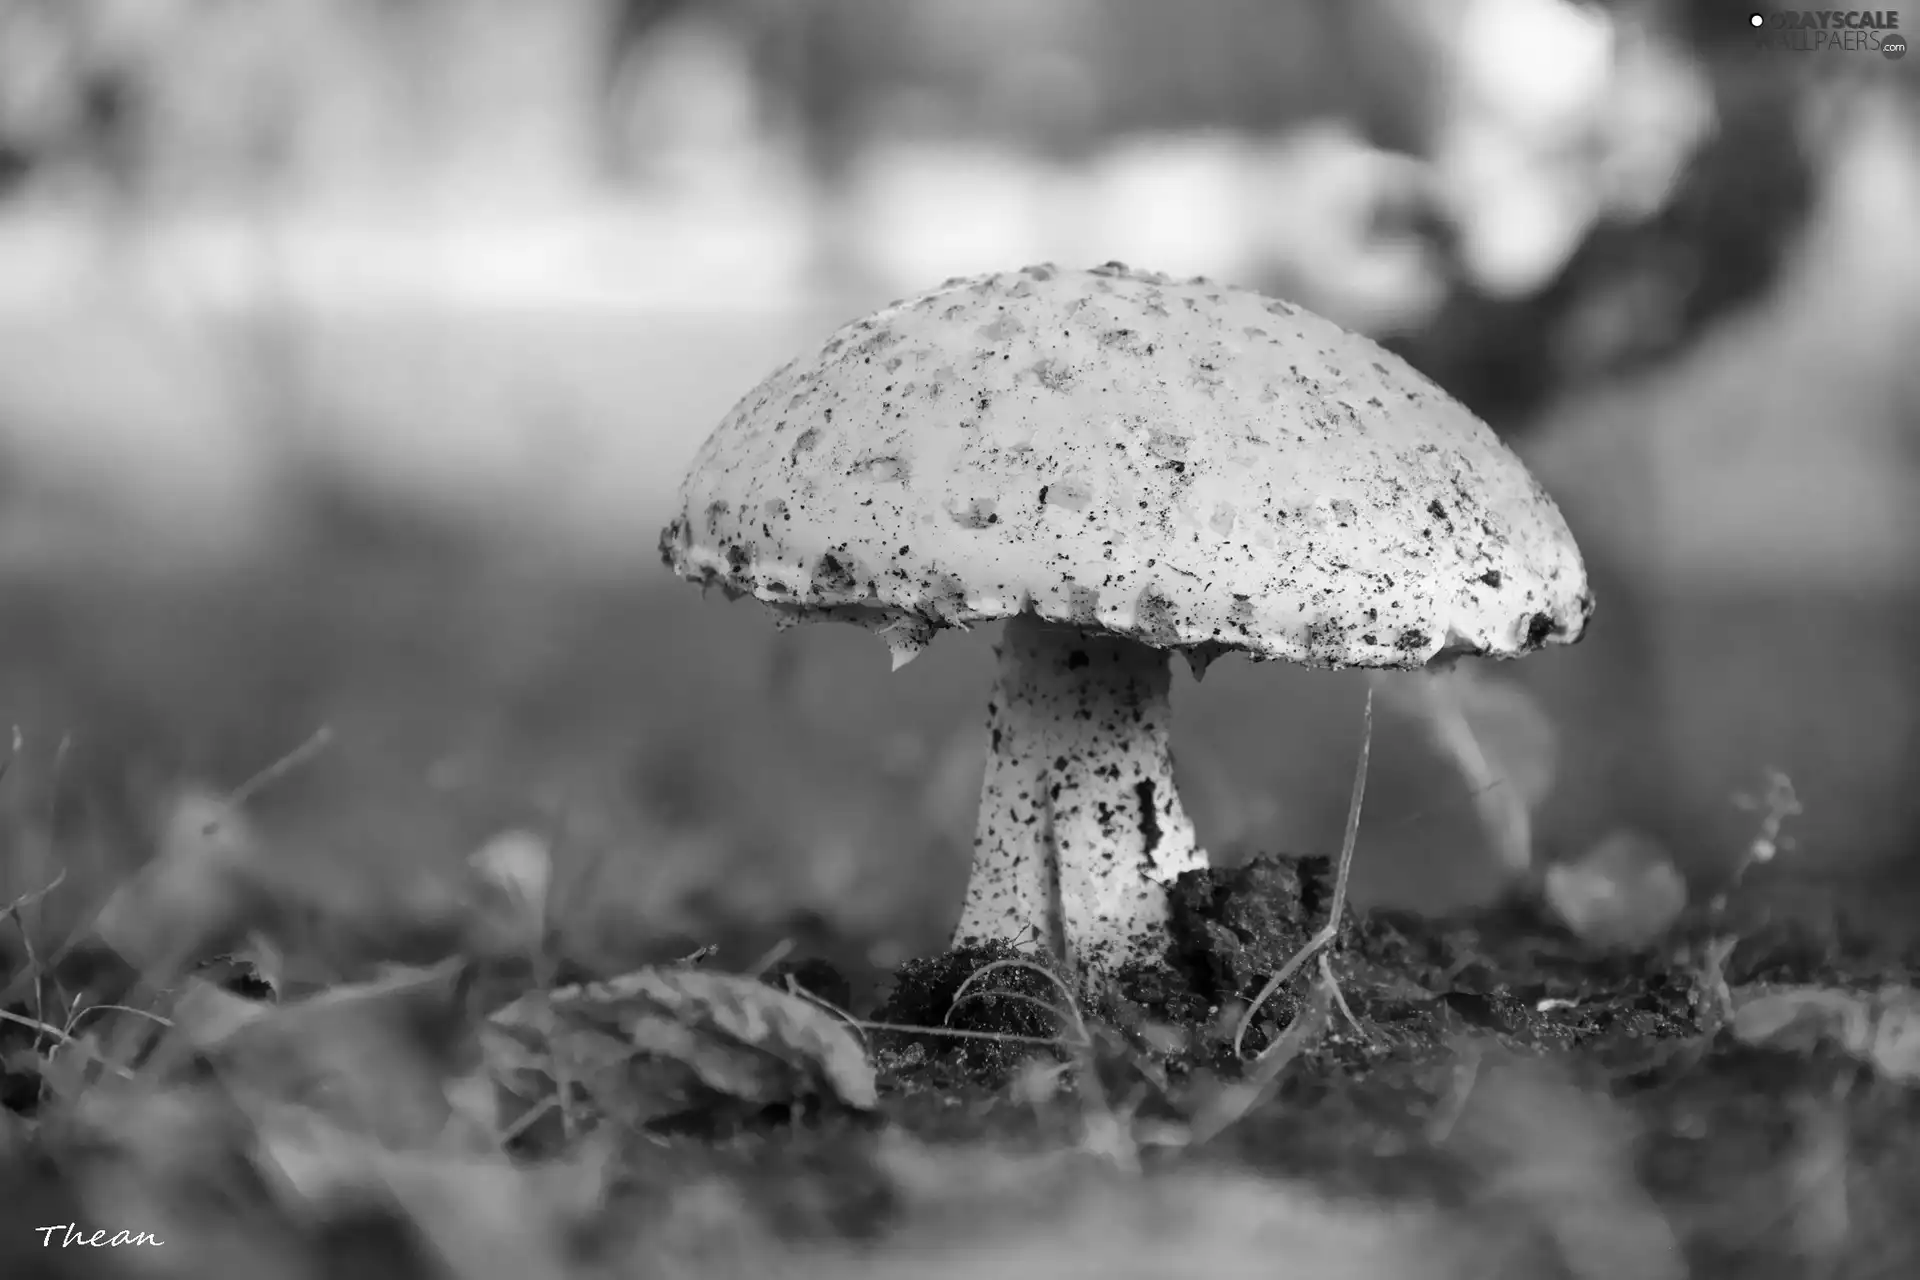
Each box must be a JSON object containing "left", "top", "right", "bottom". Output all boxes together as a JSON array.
[{"left": 952, "top": 612, "right": 1206, "bottom": 980}]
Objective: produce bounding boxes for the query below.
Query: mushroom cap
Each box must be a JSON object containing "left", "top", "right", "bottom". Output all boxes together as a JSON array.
[{"left": 660, "top": 263, "right": 1592, "bottom": 670}]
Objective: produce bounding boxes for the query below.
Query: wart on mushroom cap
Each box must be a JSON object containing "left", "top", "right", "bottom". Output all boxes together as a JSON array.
[{"left": 660, "top": 261, "right": 1593, "bottom": 981}]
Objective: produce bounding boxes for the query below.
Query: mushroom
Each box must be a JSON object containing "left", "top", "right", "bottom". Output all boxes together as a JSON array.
[{"left": 659, "top": 262, "right": 1592, "bottom": 984}]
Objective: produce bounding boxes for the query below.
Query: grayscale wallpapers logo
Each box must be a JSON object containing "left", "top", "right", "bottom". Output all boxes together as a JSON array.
[{"left": 1747, "top": 9, "right": 1907, "bottom": 57}]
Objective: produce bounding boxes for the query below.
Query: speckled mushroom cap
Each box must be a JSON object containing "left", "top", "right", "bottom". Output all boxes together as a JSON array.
[{"left": 659, "top": 263, "right": 1592, "bottom": 669}]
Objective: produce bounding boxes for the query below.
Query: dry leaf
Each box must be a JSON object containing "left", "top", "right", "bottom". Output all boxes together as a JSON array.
[
  {"left": 1544, "top": 828, "right": 1688, "bottom": 950},
  {"left": 177, "top": 959, "right": 478, "bottom": 1149},
  {"left": 90, "top": 785, "right": 267, "bottom": 985},
  {"left": 488, "top": 965, "right": 877, "bottom": 1127},
  {"left": 167, "top": 978, "right": 273, "bottom": 1051},
  {"left": 1731, "top": 983, "right": 1920, "bottom": 1083}
]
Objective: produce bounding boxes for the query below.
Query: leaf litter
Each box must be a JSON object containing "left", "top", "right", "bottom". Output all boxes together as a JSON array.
[
  {"left": 486, "top": 964, "right": 878, "bottom": 1138},
  {"left": 0, "top": 723, "right": 1917, "bottom": 1278}
]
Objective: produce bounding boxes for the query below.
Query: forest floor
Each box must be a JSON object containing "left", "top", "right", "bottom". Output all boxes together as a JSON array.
[{"left": 0, "top": 517, "right": 1916, "bottom": 1280}]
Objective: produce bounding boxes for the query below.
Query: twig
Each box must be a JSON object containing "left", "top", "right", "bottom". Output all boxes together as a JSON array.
[
  {"left": 949, "top": 954, "right": 1135, "bottom": 1170},
  {"left": 745, "top": 937, "right": 795, "bottom": 978},
  {"left": 228, "top": 725, "right": 335, "bottom": 807},
  {"left": 498, "top": 1092, "right": 562, "bottom": 1146},
  {"left": 1421, "top": 669, "right": 1530, "bottom": 876},
  {"left": 952, "top": 958, "right": 1086, "bottom": 1035},
  {"left": 1235, "top": 689, "right": 1373, "bottom": 1060},
  {"left": 1320, "top": 951, "right": 1370, "bottom": 1042},
  {"left": 947, "top": 987, "right": 1079, "bottom": 1033},
  {"left": 64, "top": 1002, "right": 173, "bottom": 1033},
  {"left": 847, "top": 1018, "right": 1089, "bottom": 1051},
  {"left": 0, "top": 867, "right": 66, "bottom": 925},
  {"left": 0, "top": 1007, "right": 136, "bottom": 1080},
  {"left": 1185, "top": 976, "right": 1335, "bottom": 1146},
  {"left": 783, "top": 975, "right": 870, "bottom": 1051},
  {"left": 29, "top": 734, "right": 73, "bottom": 1032}
]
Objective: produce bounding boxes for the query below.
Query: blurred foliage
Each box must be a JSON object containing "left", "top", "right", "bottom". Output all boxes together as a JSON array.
[
  {"left": 0, "top": 0, "right": 1856, "bottom": 435},
  {"left": 0, "top": 0, "right": 1913, "bottom": 910},
  {"left": 1389, "top": 11, "right": 1819, "bottom": 432},
  {"left": 600, "top": 0, "right": 1832, "bottom": 431},
  {"left": 604, "top": 0, "right": 1439, "bottom": 168}
]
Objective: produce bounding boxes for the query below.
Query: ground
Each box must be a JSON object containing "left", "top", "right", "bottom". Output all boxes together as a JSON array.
[{"left": 0, "top": 511, "right": 1917, "bottom": 1279}]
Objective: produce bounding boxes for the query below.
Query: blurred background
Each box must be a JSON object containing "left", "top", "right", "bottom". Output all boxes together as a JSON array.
[{"left": 0, "top": 0, "right": 1914, "bottom": 976}]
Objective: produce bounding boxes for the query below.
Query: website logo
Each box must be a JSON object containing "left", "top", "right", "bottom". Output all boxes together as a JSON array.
[{"left": 1748, "top": 9, "right": 1906, "bottom": 57}]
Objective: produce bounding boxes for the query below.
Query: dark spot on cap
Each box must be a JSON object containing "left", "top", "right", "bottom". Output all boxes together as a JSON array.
[
  {"left": 1479, "top": 569, "right": 1503, "bottom": 589},
  {"left": 1526, "top": 612, "right": 1556, "bottom": 647},
  {"left": 949, "top": 498, "right": 999, "bottom": 529},
  {"left": 813, "top": 552, "right": 856, "bottom": 593},
  {"left": 851, "top": 454, "right": 909, "bottom": 482},
  {"left": 1427, "top": 499, "right": 1448, "bottom": 523},
  {"left": 1395, "top": 629, "right": 1429, "bottom": 653},
  {"left": 792, "top": 427, "right": 820, "bottom": 454},
  {"left": 725, "top": 544, "right": 751, "bottom": 574},
  {"left": 1135, "top": 779, "right": 1162, "bottom": 861}
]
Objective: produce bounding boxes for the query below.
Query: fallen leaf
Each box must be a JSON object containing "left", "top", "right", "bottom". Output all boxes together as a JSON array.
[
  {"left": 1384, "top": 665, "right": 1559, "bottom": 879},
  {"left": 1544, "top": 828, "right": 1687, "bottom": 950},
  {"left": 1869, "top": 992, "right": 1920, "bottom": 1082},
  {"left": 488, "top": 965, "right": 877, "bottom": 1127},
  {"left": 90, "top": 785, "right": 268, "bottom": 986},
  {"left": 172, "top": 959, "right": 480, "bottom": 1149},
  {"left": 1730, "top": 983, "right": 1920, "bottom": 1083}
]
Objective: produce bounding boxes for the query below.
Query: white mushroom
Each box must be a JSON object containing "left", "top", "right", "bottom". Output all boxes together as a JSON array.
[{"left": 660, "top": 262, "right": 1592, "bottom": 984}]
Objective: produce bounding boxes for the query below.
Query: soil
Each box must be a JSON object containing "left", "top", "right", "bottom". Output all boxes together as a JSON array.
[
  {"left": 5, "top": 850, "right": 1919, "bottom": 1279},
  {"left": 656, "top": 855, "right": 1920, "bottom": 1276}
]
